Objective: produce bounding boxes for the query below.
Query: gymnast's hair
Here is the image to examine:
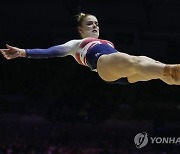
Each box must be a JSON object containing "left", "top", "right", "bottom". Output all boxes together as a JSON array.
[{"left": 76, "top": 12, "right": 95, "bottom": 26}]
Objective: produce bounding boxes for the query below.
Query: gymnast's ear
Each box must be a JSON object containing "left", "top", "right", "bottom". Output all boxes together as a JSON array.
[{"left": 78, "top": 27, "right": 82, "bottom": 34}]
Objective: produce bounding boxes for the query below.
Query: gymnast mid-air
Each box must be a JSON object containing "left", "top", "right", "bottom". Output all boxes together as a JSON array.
[{"left": 1, "top": 13, "right": 180, "bottom": 85}]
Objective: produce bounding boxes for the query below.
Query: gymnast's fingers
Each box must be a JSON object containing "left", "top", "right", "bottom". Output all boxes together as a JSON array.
[
  {"left": 1, "top": 50, "right": 19, "bottom": 60},
  {"left": 0, "top": 49, "right": 9, "bottom": 53}
]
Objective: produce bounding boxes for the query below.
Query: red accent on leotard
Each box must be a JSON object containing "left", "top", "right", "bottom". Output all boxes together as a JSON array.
[{"left": 75, "top": 38, "right": 114, "bottom": 66}]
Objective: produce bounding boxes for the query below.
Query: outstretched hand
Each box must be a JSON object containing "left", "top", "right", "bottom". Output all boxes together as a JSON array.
[{"left": 0, "top": 44, "right": 26, "bottom": 60}]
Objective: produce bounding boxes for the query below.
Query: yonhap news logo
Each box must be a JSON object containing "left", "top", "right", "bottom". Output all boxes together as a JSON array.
[
  {"left": 134, "top": 132, "right": 180, "bottom": 149},
  {"left": 134, "top": 132, "right": 148, "bottom": 148}
]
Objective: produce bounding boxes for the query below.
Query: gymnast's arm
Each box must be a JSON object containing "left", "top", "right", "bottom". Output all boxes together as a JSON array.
[{"left": 0, "top": 40, "right": 81, "bottom": 60}]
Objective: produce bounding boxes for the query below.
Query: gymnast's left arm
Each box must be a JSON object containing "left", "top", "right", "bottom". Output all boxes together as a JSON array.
[{"left": 0, "top": 40, "right": 80, "bottom": 60}]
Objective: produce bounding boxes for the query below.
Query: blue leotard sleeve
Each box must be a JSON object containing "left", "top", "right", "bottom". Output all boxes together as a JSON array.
[
  {"left": 25, "top": 40, "right": 80, "bottom": 59},
  {"left": 26, "top": 45, "right": 69, "bottom": 58}
]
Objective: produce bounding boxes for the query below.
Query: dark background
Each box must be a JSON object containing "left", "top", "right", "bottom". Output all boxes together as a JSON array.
[{"left": 0, "top": 0, "right": 180, "bottom": 153}]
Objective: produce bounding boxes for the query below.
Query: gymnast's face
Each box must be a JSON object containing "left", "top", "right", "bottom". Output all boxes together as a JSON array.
[{"left": 78, "top": 15, "right": 99, "bottom": 39}]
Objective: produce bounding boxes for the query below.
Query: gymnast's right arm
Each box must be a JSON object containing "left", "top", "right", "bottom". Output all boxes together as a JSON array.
[{"left": 0, "top": 40, "right": 80, "bottom": 60}]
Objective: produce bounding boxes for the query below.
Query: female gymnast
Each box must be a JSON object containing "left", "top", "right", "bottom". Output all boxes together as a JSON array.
[{"left": 1, "top": 13, "right": 180, "bottom": 85}]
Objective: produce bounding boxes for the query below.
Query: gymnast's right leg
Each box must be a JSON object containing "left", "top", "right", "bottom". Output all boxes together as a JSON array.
[{"left": 97, "top": 52, "right": 180, "bottom": 85}]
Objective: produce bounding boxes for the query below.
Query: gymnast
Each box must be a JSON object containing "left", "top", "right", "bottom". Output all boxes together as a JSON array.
[{"left": 1, "top": 12, "right": 180, "bottom": 85}]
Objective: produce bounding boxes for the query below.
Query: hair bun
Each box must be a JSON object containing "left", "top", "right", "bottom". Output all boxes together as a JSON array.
[{"left": 76, "top": 12, "right": 86, "bottom": 22}]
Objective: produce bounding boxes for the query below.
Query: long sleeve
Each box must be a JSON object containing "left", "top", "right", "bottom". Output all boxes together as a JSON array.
[{"left": 25, "top": 40, "right": 81, "bottom": 59}]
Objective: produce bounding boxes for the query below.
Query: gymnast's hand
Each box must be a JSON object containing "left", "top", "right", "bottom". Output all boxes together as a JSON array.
[{"left": 0, "top": 44, "right": 26, "bottom": 60}]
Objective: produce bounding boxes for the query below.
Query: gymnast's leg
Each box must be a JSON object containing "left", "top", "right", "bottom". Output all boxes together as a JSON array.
[
  {"left": 127, "top": 73, "right": 176, "bottom": 85},
  {"left": 125, "top": 56, "right": 177, "bottom": 84},
  {"left": 97, "top": 52, "right": 180, "bottom": 85}
]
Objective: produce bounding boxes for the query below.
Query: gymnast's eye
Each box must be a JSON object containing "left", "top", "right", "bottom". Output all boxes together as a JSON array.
[
  {"left": 95, "top": 22, "right": 99, "bottom": 27},
  {"left": 86, "top": 21, "right": 93, "bottom": 26}
]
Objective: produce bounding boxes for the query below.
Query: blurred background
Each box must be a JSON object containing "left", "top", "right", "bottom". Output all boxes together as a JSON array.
[{"left": 0, "top": 0, "right": 180, "bottom": 153}]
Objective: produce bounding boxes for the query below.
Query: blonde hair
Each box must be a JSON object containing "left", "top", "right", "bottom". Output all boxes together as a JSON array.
[{"left": 75, "top": 12, "right": 95, "bottom": 26}]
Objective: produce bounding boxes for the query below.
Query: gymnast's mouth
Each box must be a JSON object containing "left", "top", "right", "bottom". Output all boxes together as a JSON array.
[{"left": 92, "top": 29, "right": 98, "bottom": 33}]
